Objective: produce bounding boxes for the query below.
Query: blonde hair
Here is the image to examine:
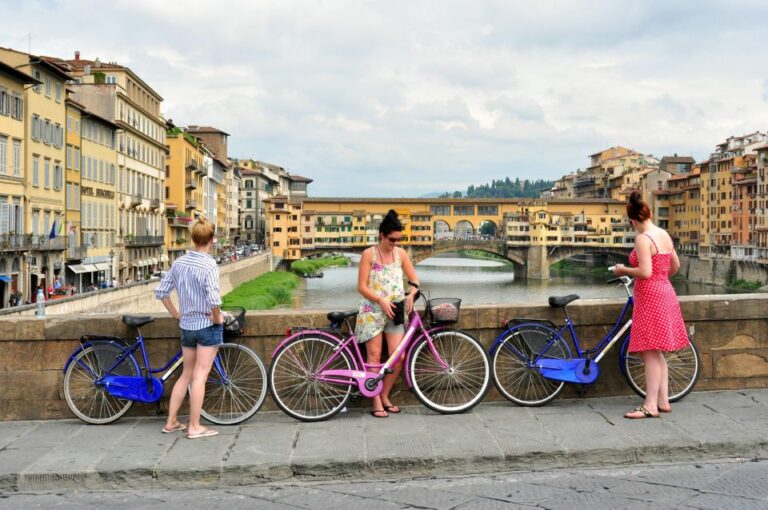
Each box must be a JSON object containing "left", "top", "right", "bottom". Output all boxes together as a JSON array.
[{"left": 190, "top": 218, "right": 215, "bottom": 246}]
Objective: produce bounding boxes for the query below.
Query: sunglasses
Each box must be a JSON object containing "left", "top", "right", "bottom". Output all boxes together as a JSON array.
[{"left": 387, "top": 236, "right": 402, "bottom": 243}]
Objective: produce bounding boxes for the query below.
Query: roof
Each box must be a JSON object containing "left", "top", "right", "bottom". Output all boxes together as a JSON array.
[
  {"left": 53, "top": 54, "right": 164, "bottom": 101},
  {"left": 187, "top": 125, "right": 231, "bottom": 136},
  {"left": 303, "top": 197, "right": 626, "bottom": 205},
  {"left": 660, "top": 156, "right": 696, "bottom": 164},
  {"left": 288, "top": 174, "right": 313, "bottom": 183},
  {"left": 0, "top": 60, "right": 41, "bottom": 84}
]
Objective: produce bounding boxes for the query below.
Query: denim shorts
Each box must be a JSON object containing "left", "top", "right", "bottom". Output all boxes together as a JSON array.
[
  {"left": 180, "top": 324, "right": 224, "bottom": 348},
  {"left": 383, "top": 317, "right": 405, "bottom": 335}
]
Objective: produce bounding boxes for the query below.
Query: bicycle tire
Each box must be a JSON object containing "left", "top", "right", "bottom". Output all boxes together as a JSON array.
[
  {"left": 492, "top": 324, "right": 570, "bottom": 406},
  {"left": 201, "top": 343, "right": 268, "bottom": 425},
  {"left": 63, "top": 343, "right": 140, "bottom": 424},
  {"left": 621, "top": 338, "right": 700, "bottom": 402},
  {"left": 409, "top": 329, "right": 490, "bottom": 414},
  {"left": 269, "top": 335, "right": 354, "bottom": 422}
]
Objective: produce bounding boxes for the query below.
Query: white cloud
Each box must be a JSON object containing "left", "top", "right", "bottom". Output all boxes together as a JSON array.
[{"left": 2, "top": 0, "right": 767, "bottom": 196}]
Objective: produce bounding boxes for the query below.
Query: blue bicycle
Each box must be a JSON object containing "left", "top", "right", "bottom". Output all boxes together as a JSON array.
[
  {"left": 62, "top": 307, "right": 268, "bottom": 425},
  {"left": 490, "top": 276, "right": 700, "bottom": 406}
]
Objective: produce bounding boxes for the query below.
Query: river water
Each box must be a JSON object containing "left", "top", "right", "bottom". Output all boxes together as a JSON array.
[{"left": 289, "top": 254, "right": 732, "bottom": 310}]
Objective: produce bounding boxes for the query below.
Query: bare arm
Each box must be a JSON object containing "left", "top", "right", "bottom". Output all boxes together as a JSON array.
[
  {"left": 669, "top": 249, "right": 681, "bottom": 277},
  {"left": 399, "top": 248, "right": 420, "bottom": 312},
  {"left": 161, "top": 296, "right": 180, "bottom": 320},
  {"left": 614, "top": 234, "right": 653, "bottom": 279}
]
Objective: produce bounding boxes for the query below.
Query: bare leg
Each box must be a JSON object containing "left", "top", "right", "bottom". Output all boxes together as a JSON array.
[
  {"left": 165, "top": 346, "right": 197, "bottom": 430},
  {"left": 187, "top": 345, "right": 219, "bottom": 435},
  {"left": 625, "top": 350, "right": 662, "bottom": 418},
  {"left": 365, "top": 334, "right": 387, "bottom": 417},
  {"left": 658, "top": 353, "right": 671, "bottom": 411},
  {"left": 381, "top": 331, "right": 405, "bottom": 411}
]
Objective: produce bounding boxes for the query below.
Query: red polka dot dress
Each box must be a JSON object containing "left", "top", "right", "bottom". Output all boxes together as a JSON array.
[{"left": 628, "top": 233, "right": 689, "bottom": 353}]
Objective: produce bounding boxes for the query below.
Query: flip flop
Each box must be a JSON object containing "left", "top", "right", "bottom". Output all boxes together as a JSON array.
[
  {"left": 371, "top": 409, "right": 389, "bottom": 418},
  {"left": 383, "top": 405, "right": 401, "bottom": 414},
  {"left": 187, "top": 428, "right": 219, "bottom": 439},
  {"left": 624, "top": 405, "right": 660, "bottom": 419},
  {"left": 161, "top": 423, "right": 187, "bottom": 434}
]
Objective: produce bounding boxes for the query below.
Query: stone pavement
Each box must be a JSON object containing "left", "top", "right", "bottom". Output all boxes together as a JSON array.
[{"left": 0, "top": 389, "right": 766, "bottom": 492}]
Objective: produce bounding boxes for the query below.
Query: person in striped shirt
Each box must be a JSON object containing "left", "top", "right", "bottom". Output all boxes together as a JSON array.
[{"left": 156, "top": 218, "right": 224, "bottom": 439}]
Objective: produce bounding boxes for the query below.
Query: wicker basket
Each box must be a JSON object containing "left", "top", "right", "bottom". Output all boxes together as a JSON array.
[
  {"left": 221, "top": 306, "right": 246, "bottom": 338},
  {"left": 427, "top": 298, "right": 461, "bottom": 325}
]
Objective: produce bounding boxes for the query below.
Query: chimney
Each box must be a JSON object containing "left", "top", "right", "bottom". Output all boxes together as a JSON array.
[{"left": 75, "top": 51, "right": 80, "bottom": 61}]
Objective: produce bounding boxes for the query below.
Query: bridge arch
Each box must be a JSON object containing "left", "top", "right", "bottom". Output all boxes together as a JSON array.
[
  {"left": 548, "top": 247, "right": 632, "bottom": 268},
  {"left": 478, "top": 219, "right": 499, "bottom": 237},
  {"left": 434, "top": 220, "right": 451, "bottom": 240},
  {"left": 454, "top": 220, "right": 474, "bottom": 237}
]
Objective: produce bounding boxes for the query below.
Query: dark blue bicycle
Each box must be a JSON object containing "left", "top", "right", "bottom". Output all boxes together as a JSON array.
[
  {"left": 490, "top": 276, "right": 700, "bottom": 406},
  {"left": 62, "top": 307, "right": 268, "bottom": 425}
]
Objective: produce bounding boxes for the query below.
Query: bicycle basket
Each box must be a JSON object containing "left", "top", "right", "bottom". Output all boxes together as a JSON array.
[
  {"left": 221, "top": 306, "right": 246, "bottom": 338},
  {"left": 427, "top": 298, "right": 461, "bottom": 325}
]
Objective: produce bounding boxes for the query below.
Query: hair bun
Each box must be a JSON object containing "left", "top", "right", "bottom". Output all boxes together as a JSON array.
[{"left": 629, "top": 191, "right": 643, "bottom": 205}]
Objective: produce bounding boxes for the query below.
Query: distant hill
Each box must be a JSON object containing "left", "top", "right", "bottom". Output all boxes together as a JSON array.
[
  {"left": 420, "top": 191, "right": 449, "bottom": 198},
  {"left": 438, "top": 177, "right": 554, "bottom": 199}
]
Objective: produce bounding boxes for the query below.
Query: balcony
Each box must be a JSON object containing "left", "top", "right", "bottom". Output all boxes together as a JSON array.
[
  {"left": 185, "top": 199, "right": 198, "bottom": 210},
  {"left": 168, "top": 215, "right": 193, "bottom": 228},
  {"left": 124, "top": 235, "right": 164, "bottom": 247},
  {"left": 185, "top": 179, "right": 197, "bottom": 190},
  {"left": 0, "top": 234, "right": 33, "bottom": 252},
  {"left": 150, "top": 198, "right": 161, "bottom": 210},
  {"left": 32, "top": 236, "right": 67, "bottom": 251},
  {"left": 130, "top": 194, "right": 143, "bottom": 207},
  {"left": 66, "top": 244, "right": 88, "bottom": 260},
  {"left": 185, "top": 160, "right": 199, "bottom": 172}
]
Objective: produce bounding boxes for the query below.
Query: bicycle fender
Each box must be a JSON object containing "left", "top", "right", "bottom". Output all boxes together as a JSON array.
[
  {"left": 62, "top": 339, "right": 133, "bottom": 374},
  {"left": 489, "top": 322, "right": 558, "bottom": 356}
]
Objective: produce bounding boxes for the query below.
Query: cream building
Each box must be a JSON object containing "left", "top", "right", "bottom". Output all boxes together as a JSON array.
[{"left": 0, "top": 59, "right": 39, "bottom": 307}]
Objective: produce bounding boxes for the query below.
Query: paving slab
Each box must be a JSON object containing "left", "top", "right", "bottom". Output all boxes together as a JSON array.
[{"left": 0, "top": 389, "right": 766, "bottom": 492}]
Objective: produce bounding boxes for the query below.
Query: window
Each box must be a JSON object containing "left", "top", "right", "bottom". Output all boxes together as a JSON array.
[
  {"left": 55, "top": 82, "right": 62, "bottom": 102},
  {"left": 32, "top": 156, "right": 39, "bottom": 186},
  {"left": 74, "top": 147, "right": 80, "bottom": 170},
  {"left": 106, "top": 75, "right": 117, "bottom": 84},
  {"left": 44, "top": 159, "right": 50, "bottom": 188},
  {"left": 54, "top": 164, "right": 63, "bottom": 190},
  {"left": 430, "top": 205, "right": 451, "bottom": 215},
  {"left": 0, "top": 136, "right": 6, "bottom": 174},
  {"left": 31, "top": 115, "right": 41, "bottom": 141},
  {"left": 11, "top": 93, "right": 23, "bottom": 120},
  {"left": 0, "top": 87, "right": 8, "bottom": 115},
  {"left": 12, "top": 140, "right": 20, "bottom": 176},
  {"left": 66, "top": 145, "right": 72, "bottom": 168},
  {"left": 33, "top": 70, "right": 42, "bottom": 93},
  {"left": 45, "top": 76, "right": 51, "bottom": 97}
]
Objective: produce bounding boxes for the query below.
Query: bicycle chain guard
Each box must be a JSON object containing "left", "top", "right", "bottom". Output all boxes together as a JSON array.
[
  {"left": 101, "top": 375, "right": 164, "bottom": 403},
  {"left": 536, "top": 358, "right": 600, "bottom": 384}
]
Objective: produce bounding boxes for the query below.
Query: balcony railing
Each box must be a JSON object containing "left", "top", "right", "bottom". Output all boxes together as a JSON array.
[
  {"left": 186, "top": 160, "right": 199, "bottom": 171},
  {"left": 32, "top": 236, "right": 67, "bottom": 251},
  {"left": 124, "top": 235, "right": 164, "bottom": 247},
  {"left": 185, "top": 199, "right": 198, "bottom": 210},
  {"left": 0, "top": 234, "right": 33, "bottom": 252},
  {"left": 150, "top": 198, "right": 161, "bottom": 209},
  {"left": 66, "top": 244, "right": 88, "bottom": 260},
  {"left": 185, "top": 179, "right": 197, "bottom": 190},
  {"left": 168, "top": 216, "right": 194, "bottom": 228},
  {"left": 130, "top": 194, "right": 143, "bottom": 207}
]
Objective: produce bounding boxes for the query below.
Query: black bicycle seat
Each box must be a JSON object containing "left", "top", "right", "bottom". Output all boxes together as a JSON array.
[
  {"left": 548, "top": 295, "right": 580, "bottom": 308},
  {"left": 326, "top": 310, "right": 358, "bottom": 322},
  {"left": 122, "top": 315, "right": 155, "bottom": 328}
]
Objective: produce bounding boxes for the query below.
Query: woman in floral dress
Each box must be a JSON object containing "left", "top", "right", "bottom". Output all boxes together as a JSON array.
[
  {"left": 612, "top": 192, "right": 690, "bottom": 419},
  {"left": 356, "top": 210, "right": 420, "bottom": 418}
]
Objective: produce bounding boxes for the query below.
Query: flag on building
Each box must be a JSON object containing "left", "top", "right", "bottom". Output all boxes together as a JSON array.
[{"left": 49, "top": 219, "right": 57, "bottom": 240}]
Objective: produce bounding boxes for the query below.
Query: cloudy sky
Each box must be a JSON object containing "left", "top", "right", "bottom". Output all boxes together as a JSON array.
[{"left": 3, "top": 0, "right": 768, "bottom": 196}]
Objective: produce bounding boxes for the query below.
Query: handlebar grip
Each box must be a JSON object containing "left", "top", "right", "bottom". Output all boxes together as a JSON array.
[{"left": 606, "top": 278, "right": 622, "bottom": 284}]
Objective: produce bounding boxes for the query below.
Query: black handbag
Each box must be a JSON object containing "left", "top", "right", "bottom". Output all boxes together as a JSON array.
[{"left": 393, "top": 299, "right": 406, "bottom": 325}]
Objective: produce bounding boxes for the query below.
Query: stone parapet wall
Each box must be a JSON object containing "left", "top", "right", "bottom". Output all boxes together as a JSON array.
[
  {"left": 681, "top": 256, "right": 768, "bottom": 288},
  {"left": 1, "top": 293, "right": 766, "bottom": 421}
]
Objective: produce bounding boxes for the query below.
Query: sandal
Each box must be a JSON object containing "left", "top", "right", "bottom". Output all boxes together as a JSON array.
[
  {"left": 161, "top": 422, "right": 187, "bottom": 434},
  {"left": 187, "top": 428, "right": 219, "bottom": 439},
  {"left": 624, "top": 405, "right": 660, "bottom": 419},
  {"left": 371, "top": 409, "right": 389, "bottom": 418},
  {"left": 383, "top": 405, "right": 401, "bottom": 414}
]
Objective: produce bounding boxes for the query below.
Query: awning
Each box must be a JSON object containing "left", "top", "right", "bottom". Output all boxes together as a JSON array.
[
  {"left": 160, "top": 254, "right": 169, "bottom": 262},
  {"left": 80, "top": 264, "right": 99, "bottom": 273},
  {"left": 148, "top": 257, "right": 158, "bottom": 265},
  {"left": 67, "top": 264, "right": 90, "bottom": 274},
  {"left": 94, "top": 262, "right": 111, "bottom": 271},
  {"left": 0, "top": 275, "right": 12, "bottom": 282},
  {"left": 133, "top": 259, "right": 146, "bottom": 268},
  {"left": 118, "top": 261, "right": 128, "bottom": 269}
]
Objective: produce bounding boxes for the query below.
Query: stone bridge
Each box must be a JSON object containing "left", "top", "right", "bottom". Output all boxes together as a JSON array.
[{"left": 304, "top": 241, "right": 632, "bottom": 279}]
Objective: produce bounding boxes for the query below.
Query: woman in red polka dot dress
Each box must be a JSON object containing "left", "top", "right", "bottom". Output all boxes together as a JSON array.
[{"left": 612, "top": 191, "right": 690, "bottom": 419}]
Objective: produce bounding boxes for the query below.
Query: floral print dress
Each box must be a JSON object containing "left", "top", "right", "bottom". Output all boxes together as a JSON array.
[{"left": 354, "top": 247, "right": 405, "bottom": 343}]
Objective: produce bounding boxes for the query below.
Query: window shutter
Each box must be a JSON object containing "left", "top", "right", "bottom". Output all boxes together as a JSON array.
[{"left": 0, "top": 204, "right": 9, "bottom": 235}]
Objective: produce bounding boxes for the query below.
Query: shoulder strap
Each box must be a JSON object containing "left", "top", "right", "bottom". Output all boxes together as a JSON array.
[{"left": 642, "top": 232, "right": 659, "bottom": 255}]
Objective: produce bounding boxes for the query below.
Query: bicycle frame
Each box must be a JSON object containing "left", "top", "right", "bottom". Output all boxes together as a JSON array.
[
  {"left": 271, "top": 307, "right": 451, "bottom": 398},
  {"left": 494, "top": 277, "right": 635, "bottom": 372}
]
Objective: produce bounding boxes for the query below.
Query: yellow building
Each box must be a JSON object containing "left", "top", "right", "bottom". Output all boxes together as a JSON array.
[
  {"left": 165, "top": 126, "right": 205, "bottom": 263},
  {"left": 665, "top": 166, "right": 701, "bottom": 255},
  {"left": 64, "top": 99, "right": 85, "bottom": 288},
  {"left": 0, "top": 59, "right": 39, "bottom": 307},
  {"left": 756, "top": 145, "right": 768, "bottom": 261},
  {"left": 0, "top": 48, "right": 70, "bottom": 299}
]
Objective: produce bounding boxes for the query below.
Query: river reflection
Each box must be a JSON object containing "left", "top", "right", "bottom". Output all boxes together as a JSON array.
[{"left": 289, "top": 254, "right": 733, "bottom": 310}]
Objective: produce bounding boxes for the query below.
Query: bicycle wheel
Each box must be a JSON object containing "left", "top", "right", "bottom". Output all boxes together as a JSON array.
[
  {"left": 492, "top": 324, "right": 571, "bottom": 406},
  {"left": 269, "top": 335, "right": 354, "bottom": 422},
  {"left": 63, "top": 342, "right": 140, "bottom": 424},
  {"left": 409, "top": 329, "right": 490, "bottom": 414},
  {"left": 201, "top": 343, "right": 268, "bottom": 425},
  {"left": 621, "top": 338, "right": 700, "bottom": 402}
]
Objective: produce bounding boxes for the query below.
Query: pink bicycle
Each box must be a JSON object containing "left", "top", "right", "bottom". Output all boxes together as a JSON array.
[{"left": 268, "top": 293, "right": 491, "bottom": 421}]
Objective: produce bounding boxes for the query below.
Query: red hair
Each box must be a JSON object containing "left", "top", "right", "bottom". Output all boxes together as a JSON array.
[{"left": 626, "top": 191, "right": 651, "bottom": 222}]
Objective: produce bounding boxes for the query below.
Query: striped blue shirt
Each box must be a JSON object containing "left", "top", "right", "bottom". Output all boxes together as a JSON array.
[{"left": 155, "top": 250, "right": 222, "bottom": 331}]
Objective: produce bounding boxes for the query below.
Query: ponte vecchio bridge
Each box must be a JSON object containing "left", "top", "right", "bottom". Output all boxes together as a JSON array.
[{"left": 266, "top": 197, "right": 635, "bottom": 279}]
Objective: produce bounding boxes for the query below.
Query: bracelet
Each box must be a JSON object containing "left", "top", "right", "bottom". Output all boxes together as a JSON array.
[{"left": 408, "top": 280, "right": 420, "bottom": 288}]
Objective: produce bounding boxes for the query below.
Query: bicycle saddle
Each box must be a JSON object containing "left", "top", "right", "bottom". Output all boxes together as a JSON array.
[
  {"left": 122, "top": 315, "right": 155, "bottom": 328},
  {"left": 326, "top": 310, "right": 357, "bottom": 322},
  {"left": 548, "top": 295, "right": 580, "bottom": 308}
]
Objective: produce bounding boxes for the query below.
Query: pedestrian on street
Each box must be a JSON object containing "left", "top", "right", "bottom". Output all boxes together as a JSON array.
[
  {"left": 156, "top": 218, "right": 224, "bottom": 439},
  {"left": 611, "top": 191, "right": 690, "bottom": 419},
  {"left": 355, "top": 209, "right": 420, "bottom": 418}
]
